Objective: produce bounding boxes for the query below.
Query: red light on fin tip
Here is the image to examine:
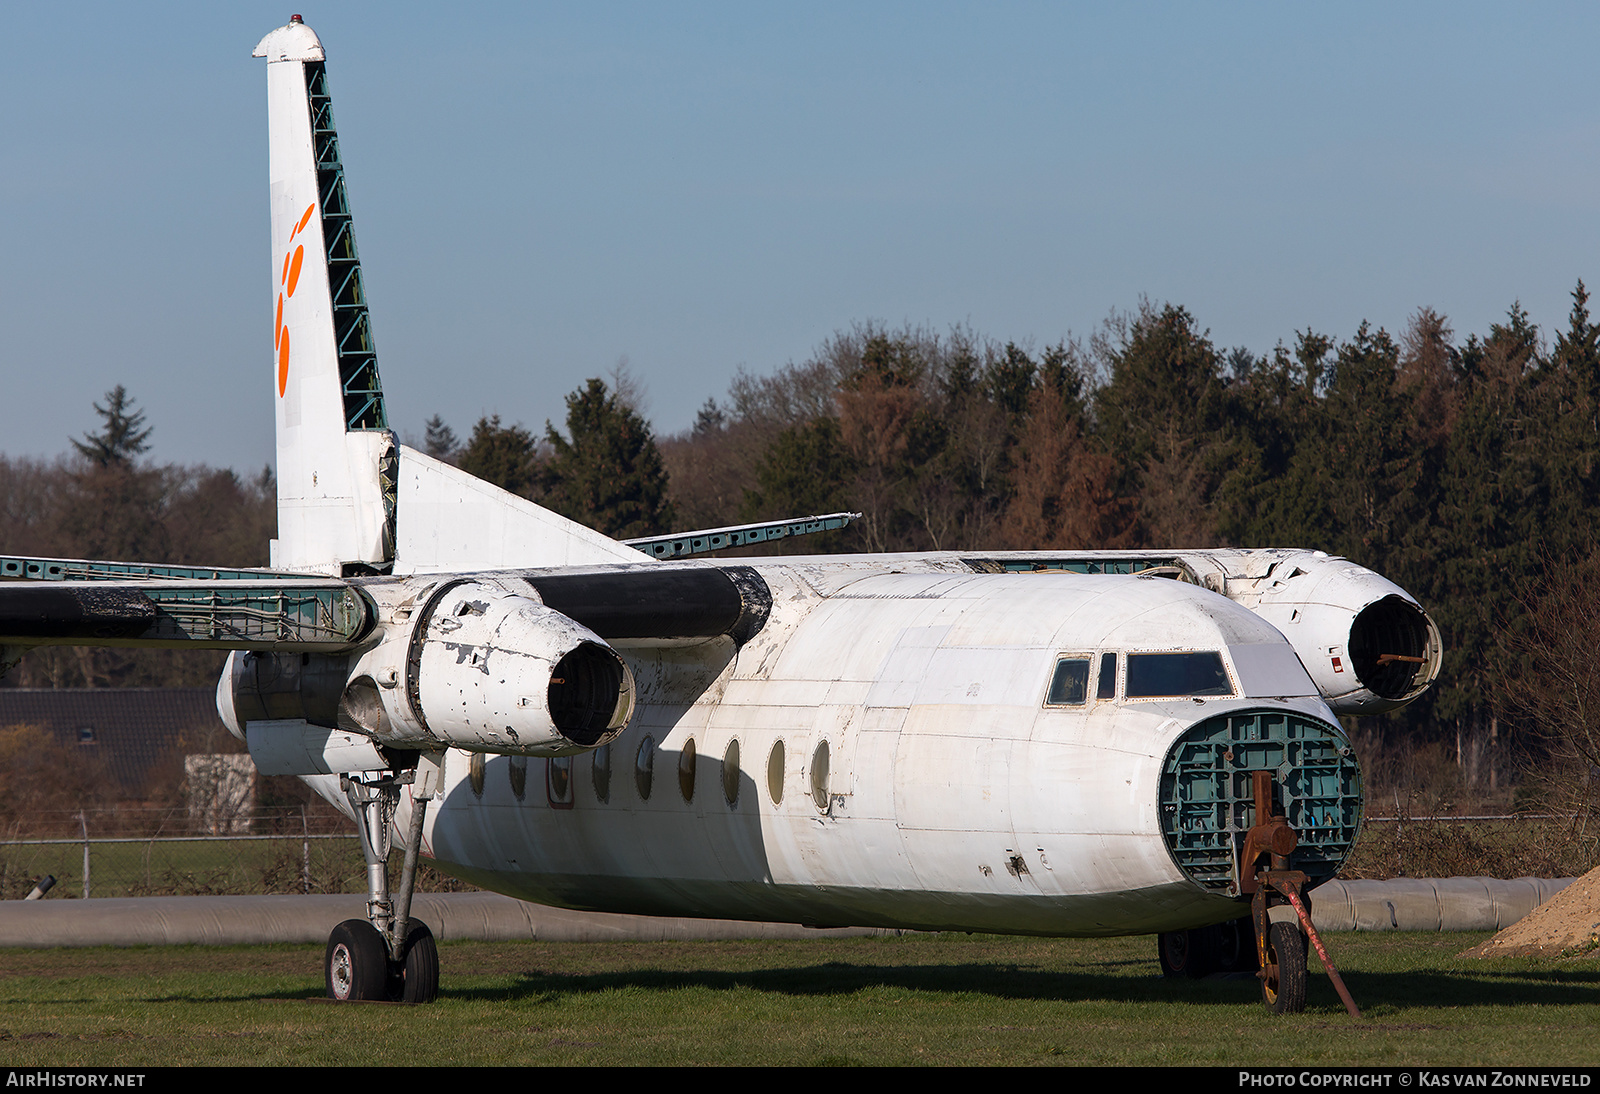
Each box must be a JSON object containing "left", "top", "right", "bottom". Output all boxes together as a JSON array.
[{"left": 291, "top": 14, "right": 303, "bottom": 23}]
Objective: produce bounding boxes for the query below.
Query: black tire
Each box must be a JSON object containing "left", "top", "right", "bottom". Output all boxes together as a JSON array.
[
  {"left": 326, "top": 919, "right": 388, "bottom": 1002},
  {"left": 1215, "top": 916, "right": 1260, "bottom": 974},
  {"left": 1262, "top": 921, "right": 1307, "bottom": 1014},
  {"left": 1157, "top": 927, "right": 1217, "bottom": 979},
  {"left": 392, "top": 920, "right": 440, "bottom": 1004}
]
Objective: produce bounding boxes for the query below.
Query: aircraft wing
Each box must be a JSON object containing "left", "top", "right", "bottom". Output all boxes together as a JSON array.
[
  {"left": 0, "top": 577, "right": 371, "bottom": 651},
  {"left": 0, "top": 553, "right": 772, "bottom": 654}
]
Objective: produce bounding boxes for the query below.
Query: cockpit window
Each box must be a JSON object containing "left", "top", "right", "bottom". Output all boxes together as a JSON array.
[
  {"left": 1126, "top": 651, "right": 1234, "bottom": 698},
  {"left": 1045, "top": 658, "right": 1091, "bottom": 705},
  {"left": 1096, "top": 653, "right": 1118, "bottom": 700}
]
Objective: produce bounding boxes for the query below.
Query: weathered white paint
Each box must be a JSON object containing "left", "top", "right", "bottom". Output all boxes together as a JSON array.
[
  {"left": 246, "top": 719, "right": 389, "bottom": 776},
  {"left": 355, "top": 571, "right": 1349, "bottom": 937}
]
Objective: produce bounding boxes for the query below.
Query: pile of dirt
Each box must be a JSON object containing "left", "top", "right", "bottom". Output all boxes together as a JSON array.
[{"left": 1461, "top": 864, "right": 1600, "bottom": 958}]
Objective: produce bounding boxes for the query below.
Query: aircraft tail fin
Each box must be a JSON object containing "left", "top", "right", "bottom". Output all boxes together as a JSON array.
[
  {"left": 256, "top": 17, "right": 393, "bottom": 575},
  {"left": 255, "top": 18, "right": 642, "bottom": 574}
]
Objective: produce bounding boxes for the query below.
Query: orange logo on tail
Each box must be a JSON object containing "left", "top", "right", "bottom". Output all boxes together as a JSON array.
[{"left": 276, "top": 202, "right": 315, "bottom": 397}]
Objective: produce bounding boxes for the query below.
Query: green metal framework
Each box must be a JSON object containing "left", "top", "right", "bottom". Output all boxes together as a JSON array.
[
  {"left": 0, "top": 556, "right": 372, "bottom": 649},
  {"left": 135, "top": 582, "right": 371, "bottom": 647},
  {"left": 305, "top": 60, "right": 386, "bottom": 433},
  {"left": 0, "top": 556, "right": 307, "bottom": 582},
  {"left": 0, "top": 580, "right": 373, "bottom": 649},
  {"left": 624, "top": 513, "right": 859, "bottom": 559},
  {"left": 964, "top": 556, "right": 1187, "bottom": 576},
  {"left": 1158, "top": 708, "right": 1363, "bottom": 896}
]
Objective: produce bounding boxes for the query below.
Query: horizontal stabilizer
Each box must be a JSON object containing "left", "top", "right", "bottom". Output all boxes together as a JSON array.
[{"left": 393, "top": 446, "right": 645, "bottom": 572}]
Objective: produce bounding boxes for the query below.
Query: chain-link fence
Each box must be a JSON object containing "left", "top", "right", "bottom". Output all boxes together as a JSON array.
[
  {"left": 0, "top": 807, "right": 473, "bottom": 899},
  {"left": 8, "top": 808, "right": 1591, "bottom": 901}
]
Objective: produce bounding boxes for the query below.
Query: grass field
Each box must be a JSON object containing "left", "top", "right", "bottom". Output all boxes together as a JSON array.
[
  {"left": 0, "top": 932, "right": 1596, "bottom": 1067},
  {"left": 0, "top": 837, "right": 364, "bottom": 899}
]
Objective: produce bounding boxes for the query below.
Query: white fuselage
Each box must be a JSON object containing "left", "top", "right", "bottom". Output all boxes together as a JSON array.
[{"left": 386, "top": 561, "right": 1345, "bottom": 937}]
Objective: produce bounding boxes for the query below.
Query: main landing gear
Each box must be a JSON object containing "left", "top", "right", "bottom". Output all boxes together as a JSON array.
[
  {"left": 1157, "top": 915, "right": 1258, "bottom": 980},
  {"left": 328, "top": 757, "right": 441, "bottom": 1003}
]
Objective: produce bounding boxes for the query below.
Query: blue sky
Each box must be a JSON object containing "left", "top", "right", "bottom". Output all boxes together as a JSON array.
[{"left": 4, "top": 3, "right": 1597, "bottom": 470}]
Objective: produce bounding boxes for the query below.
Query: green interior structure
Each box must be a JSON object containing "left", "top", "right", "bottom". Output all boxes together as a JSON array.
[{"left": 1158, "top": 709, "right": 1363, "bottom": 896}]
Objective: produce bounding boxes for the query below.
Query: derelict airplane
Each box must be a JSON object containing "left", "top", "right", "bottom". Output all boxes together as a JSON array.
[{"left": 0, "top": 17, "right": 1441, "bottom": 1014}]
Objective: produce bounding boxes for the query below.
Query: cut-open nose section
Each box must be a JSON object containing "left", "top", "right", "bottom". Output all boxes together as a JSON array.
[{"left": 1158, "top": 709, "right": 1364, "bottom": 896}]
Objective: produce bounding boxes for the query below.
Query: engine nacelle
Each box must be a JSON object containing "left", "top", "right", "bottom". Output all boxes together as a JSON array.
[
  {"left": 1223, "top": 552, "right": 1442, "bottom": 715},
  {"left": 218, "top": 577, "right": 636, "bottom": 760},
  {"left": 390, "top": 579, "right": 635, "bottom": 755}
]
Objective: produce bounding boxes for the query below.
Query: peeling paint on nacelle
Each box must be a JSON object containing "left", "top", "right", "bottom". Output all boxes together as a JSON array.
[
  {"left": 221, "top": 577, "right": 638, "bottom": 762},
  {"left": 361, "top": 579, "right": 636, "bottom": 756}
]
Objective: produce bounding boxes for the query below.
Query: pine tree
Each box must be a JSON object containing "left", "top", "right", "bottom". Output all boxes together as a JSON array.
[
  {"left": 1000, "top": 367, "right": 1135, "bottom": 550},
  {"left": 745, "top": 418, "right": 857, "bottom": 526},
  {"left": 543, "top": 378, "right": 673, "bottom": 538},
  {"left": 60, "top": 385, "right": 169, "bottom": 564},
  {"left": 422, "top": 414, "right": 461, "bottom": 463},
  {"left": 458, "top": 415, "right": 539, "bottom": 497},
  {"left": 1093, "top": 304, "right": 1229, "bottom": 545},
  {"left": 71, "top": 386, "right": 152, "bottom": 468}
]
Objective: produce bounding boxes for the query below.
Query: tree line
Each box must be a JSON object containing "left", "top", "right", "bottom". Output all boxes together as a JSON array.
[{"left": 8, "top": 290, "right": 1600, "bottom": 818}]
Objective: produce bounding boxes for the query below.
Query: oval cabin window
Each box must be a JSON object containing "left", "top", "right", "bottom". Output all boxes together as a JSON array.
[{"left": 767, "top": 740, "right": 785, "bottom": 805}]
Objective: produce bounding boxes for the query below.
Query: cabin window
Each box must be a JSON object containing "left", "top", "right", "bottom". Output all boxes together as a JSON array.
[
  {"left": 635, "top": 735, "right": 655, "bottom": 800},
  {"left": 723, "top": 739, "right": 741, "bottom": 807},
  {"left": 767, "top": 740, "right": 785, "bottom": 805},
  {"left": 547, "top": 756, "right": 574, "bottom": 808},
  {"left": 1096, "top": 653, "right": 1118, "bottom": 700},
  {"left": 592, "top": 744, "right": 611, "bottom": 804},
  {"left": 678, "top": 738, "right": 697, "bottom": 803},
  {"left": 1125, "top": 651, "right": 1235, "bottom": 698},
  {"left": 1045, "top": 657, "right": 1092, "bottom": 706},
  {"left": 469, "top": 750, "right": 486, "bottom": 798},
  {"left": 509, "top": 755, "right": 527, "bottom": 801},
  {"left": 810, "top": 740, "right": 831, "bottom": 813}
]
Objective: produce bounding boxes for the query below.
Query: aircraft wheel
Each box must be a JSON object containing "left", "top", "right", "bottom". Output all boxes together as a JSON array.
[
  {"left": 1261, "top": 921, "right": 1307, "bottom": 1014},
  {"left": 1157, "top": 927, "right": 1216, "bottom": 979},
  {"left": 326, "top": 919, "right": 388, "bottom": 1001},
  {"left": 391, "top": 920, "right": 440, "bottom": 1004},
  {"left": 1215, "top": 916, "right": 1259, "bottom": 974}
]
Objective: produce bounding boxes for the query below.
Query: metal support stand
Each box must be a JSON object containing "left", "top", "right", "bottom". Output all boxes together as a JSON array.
[{"left": 1241, "top": 771, "right": 1362, "bottom": 1018}]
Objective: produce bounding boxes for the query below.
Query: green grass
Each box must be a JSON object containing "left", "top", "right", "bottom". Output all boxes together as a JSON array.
[
  {"left": 0, "top": 840, "right": 468, "bottom": 899},
  {"left": 0, "top": 932, "right": 1596, "bottom": 1066},
  {"left": 0, "top": 838, "right": 354, "bottom": 898}
]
